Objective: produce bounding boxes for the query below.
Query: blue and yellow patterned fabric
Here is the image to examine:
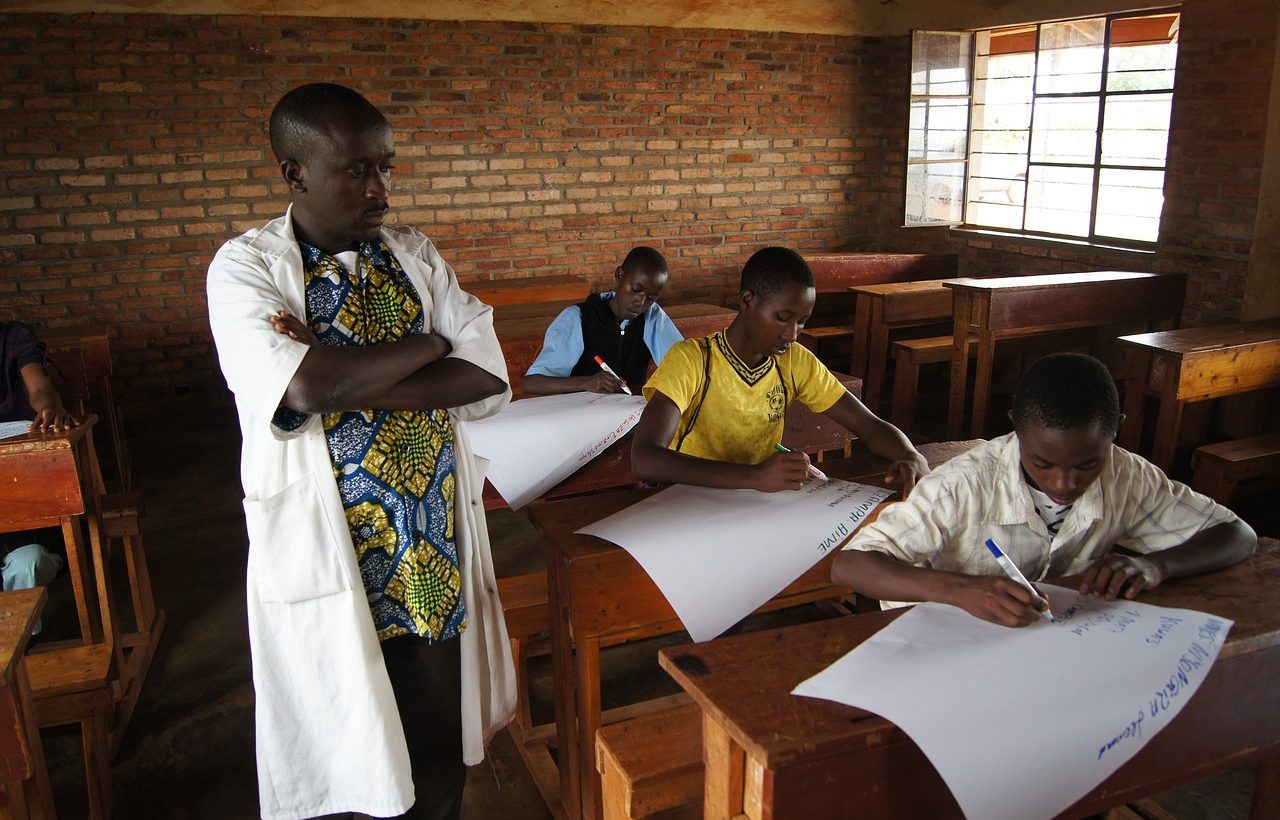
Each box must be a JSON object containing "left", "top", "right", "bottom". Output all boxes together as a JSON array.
[{"left": 274, "top": 239, "right": 464, "bottom": 642}]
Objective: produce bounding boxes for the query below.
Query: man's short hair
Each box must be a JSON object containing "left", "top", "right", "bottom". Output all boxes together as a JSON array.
[
  {"left": 740, "top": 247, "right": 814, "bottom": 300},
  {"left": 269, "top": 83, "right": 385, "bottom": 163},
  {"left": 620, "top": 246, "right": 668, "bottom": 277},
  {"left": 1011, "top": 353, "right": 1121, "bottom": 435}
]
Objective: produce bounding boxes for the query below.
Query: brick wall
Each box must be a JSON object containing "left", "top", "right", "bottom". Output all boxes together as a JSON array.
[
  {"left": 867, "top": 0, "right": 1278, "bottom": 328},
  {"left": 0, "top": 13, "right": 881, "bottom": 428}
]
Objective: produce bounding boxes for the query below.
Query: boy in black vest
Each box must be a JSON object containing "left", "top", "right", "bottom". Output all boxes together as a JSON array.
[{"left": 523, "top": 247, "right": 682, "bottom": 395}]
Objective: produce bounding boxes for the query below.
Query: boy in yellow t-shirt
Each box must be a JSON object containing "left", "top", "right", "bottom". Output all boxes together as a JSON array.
[{"left": 631, "top": 247, "right": 927, "bottom": 494}]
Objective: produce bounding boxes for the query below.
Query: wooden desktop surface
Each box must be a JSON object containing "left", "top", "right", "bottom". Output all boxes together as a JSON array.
[
  {"left": 527, "top": 439, "right": 980, "bottom": 820},
  {"left": 660, "top": 538, "right": 1280, "bottom": 820}
]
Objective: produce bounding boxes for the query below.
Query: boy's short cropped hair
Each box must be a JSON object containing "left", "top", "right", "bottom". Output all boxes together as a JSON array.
[
  {"left": 620, "top": 246, "right": 668, "bottom": 276},
  {"left": 1011, "top": 352, "right": 1120, "bottom": 435},
  {"left": 269, "top": 82, "right": 384, "bottom": 163},
  {"left": 740, "top": 247, "right": 814, "bottom": 300}
]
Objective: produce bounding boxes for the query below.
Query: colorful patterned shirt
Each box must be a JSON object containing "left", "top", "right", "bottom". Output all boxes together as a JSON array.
[{"left": 274, "top": 239, "right": 464, "bottom": 643}]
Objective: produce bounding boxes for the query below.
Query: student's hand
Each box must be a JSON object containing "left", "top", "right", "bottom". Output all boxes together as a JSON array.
[
  {"left": 949, "top": 575, "right": 1045, "bottom": 627},
  {"left": 883, "top": 452, "right": 929, "bottom": 498},
  {"left": 586, "top": 370, "right": 626, "bottom": 394},
  {"left": 1077, "top": 554, "right": 1163, "bottom": 601},
  {"left": 29, "top": 407, "right": 79, "bottom": 434},
  {"left": 271, "top": 311, "right": 319, "bottom": 346},
  {"left": 751, "top": 451, "right": 811, "bottom": 492}
]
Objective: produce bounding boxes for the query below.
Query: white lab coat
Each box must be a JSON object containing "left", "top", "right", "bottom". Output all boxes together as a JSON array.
[{"left": 206, "top": 208, "right": 517, "bottom": 820}]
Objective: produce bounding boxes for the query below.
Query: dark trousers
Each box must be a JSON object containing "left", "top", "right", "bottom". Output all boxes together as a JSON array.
[{"left": 327, "top": 634, "right": 466, "bottom": 820}]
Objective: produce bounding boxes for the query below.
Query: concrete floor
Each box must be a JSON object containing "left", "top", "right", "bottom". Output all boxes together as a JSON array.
[{"left": 38, "top": 422, "right": 1267, "bottom": 819}]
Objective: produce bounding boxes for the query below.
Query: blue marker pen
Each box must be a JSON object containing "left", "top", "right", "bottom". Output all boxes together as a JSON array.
[{"left": 985, "top": 538, "right": 1057, "bottom": 623}]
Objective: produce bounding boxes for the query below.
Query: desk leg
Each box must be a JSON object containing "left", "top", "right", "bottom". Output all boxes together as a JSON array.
[
  {"left": 703, "top": 712, "right": 745, "bottom": 820},
  {"left": 1149, "top": 389, "right": 1185, "bottom": 475},
  {"left": 1252, "top": 755, "right": 1280, "bottom": 819},
  {"left": 548, "top": 558, "right": 582, "bottom": 820},
  {"left": 1118, "top": 349, "right": 1150, "bottom": 452},
  {"left": 14, "top": 661, "right": 56, "bottom": 820},
  {"left": 61, "top": 516, "right": 100, "bottom": 643},
  {"left": 850, "top": 297, "right": 872, "bottom": 380},
  {"left": 969, "top": 332, "right": 996, "bottom": 439},
  {"left": 864, "top": 304, "right": 890, "bottom": 415},
  {"left": 575, "top": 636, "right": 603, "bottom": 820},
  {"left": 947, "top": 301, "right": 974, "bottom": 441}
]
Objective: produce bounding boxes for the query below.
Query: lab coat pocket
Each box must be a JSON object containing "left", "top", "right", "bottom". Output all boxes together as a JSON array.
[{"left": 243, "top": 472, "right": 352, "bottom": 604}]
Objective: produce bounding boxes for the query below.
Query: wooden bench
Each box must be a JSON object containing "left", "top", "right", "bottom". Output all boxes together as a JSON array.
[
  {"left": 39, "top": 326, "right": 129, "bottom": 491},
  {"left": 596, "top": 703, "right": 703, "bottom": 820},
  {"left": 1191, "top": 433, "right": 1280, "bottom": 504},
  {"left": 802, "top": 253, "right": 959, "bottom": 372},
  {"left": 467, "top": 274, "right": 589, "bottom": 307},
  {"left": 891, "top": 329, "right": 1096, "bottom": 434}
]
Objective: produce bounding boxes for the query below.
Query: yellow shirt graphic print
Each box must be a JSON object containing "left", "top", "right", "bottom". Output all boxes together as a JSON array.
[{"left": 643, "top": 331, "right": 846, "bottom": 466}]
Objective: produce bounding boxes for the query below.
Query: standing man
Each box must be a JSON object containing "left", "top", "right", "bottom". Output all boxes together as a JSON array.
[{"left": 206, "top": 83, "right": 516, "bottom": 819}]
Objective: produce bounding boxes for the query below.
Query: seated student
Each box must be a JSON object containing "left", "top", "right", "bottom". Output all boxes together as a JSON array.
[
  {"left": 631, "top": 246, "right": 928, "bottom": 494},
  {"left": 523, "top": 246, "right": 682, "bottom": 395},
  {"left": 0, "top": 321, "right": 75, "bottom": 620},
  {"left": 831, "top": 352, "right": 1258, "bottom": 627}
]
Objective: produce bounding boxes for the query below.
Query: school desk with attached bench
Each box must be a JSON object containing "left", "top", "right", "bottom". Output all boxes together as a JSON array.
[
  {"left": 943, "top": 271, "right": 1186, "bottom": 439},
  {"left": 0, "top": 419, "right": 164, "bottom": 817},
  {"left": 659, "top": 538, "right": 1280, "bottom": 820},
  {"left": 524, "top": 440, "right": 980, "bottom": 820}
]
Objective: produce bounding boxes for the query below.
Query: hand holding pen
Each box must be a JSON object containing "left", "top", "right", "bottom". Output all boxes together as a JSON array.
[{"left": 592, "top": 356, "right": 632, "bottom": 395}]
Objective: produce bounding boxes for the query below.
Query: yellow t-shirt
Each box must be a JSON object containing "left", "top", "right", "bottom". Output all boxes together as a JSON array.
[{"left": 643, "top": 331, "right": 847, "bottom": 465}]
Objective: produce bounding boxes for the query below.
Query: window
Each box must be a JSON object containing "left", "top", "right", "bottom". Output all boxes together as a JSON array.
[{"left": 904, "top": 10, "right": 1180, "bottom": 247}]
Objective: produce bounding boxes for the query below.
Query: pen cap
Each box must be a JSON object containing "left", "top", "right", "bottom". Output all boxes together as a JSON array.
[{"left": 984, "top": 539, "right": 1003, "bottom": 558}]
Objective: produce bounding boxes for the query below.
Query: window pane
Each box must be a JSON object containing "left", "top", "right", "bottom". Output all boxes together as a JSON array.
[
  {"left": 1096, "top": 168, "right": 1165, "bottom": 242},
  {"left": 905, "top": 162, "right": 965, "bottom": 225},
  {"left": 911, "top": 31, "right": 972, "bottom": 96},
  {"left": 1101, "top": 93, "right": 1172, "bottom": 167},
  {"left": 908, "top": 98, "right": 970, "bottom": 161},
  {"left": 1037, "top": 18, "right": 1105, "bottom": 93},
  {"left": 1107, "top": 14, "right": 1179, "bottom": 92},
  {"left": 1030, "top": 96, "right": 1100, "bottom": 164},
  {"left": 1025, "top": 164, "right": 1093, "bottom": 236}
]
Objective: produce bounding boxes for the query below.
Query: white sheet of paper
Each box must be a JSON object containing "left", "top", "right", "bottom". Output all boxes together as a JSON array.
[
  {"left": 466, "top": 392, "right": 646, "bottom": 509},
  {"left": 577, "top": 480, "right": 893, "bottom": 642},
  {"left": 792, "top": 586, "right": 1232, "bottom": 820},
  {"left": 0, "top": 420, "right": 31, "bottom": 440}
]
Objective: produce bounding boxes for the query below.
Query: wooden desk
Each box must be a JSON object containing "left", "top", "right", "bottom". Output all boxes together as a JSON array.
[
  {"left": 944, "top": 271, "right": 1186, "bottom": 439},
  {"left": 0, "top": 420, "right": 163, "bottom": 769},
  {"left": 496, "top": 303, "right": 735, "bottom": 396},
  {"left": 660, "top": 538, "right": 1280, "bottom": 820},
  {"left": 0, "top": 588, "right": 55, "bottom": 820},
  {"left": 1117, "top": 319, "right": 1280, "bottom": 472},
  {"left": 468, "top": 274, "right": 589, "bottom": 307},
  {"left": 848, "top": 280, "right": 953, "bottom": 412},
  {"left": 526, "top": 440, "right": 979, "bottom": 820}
]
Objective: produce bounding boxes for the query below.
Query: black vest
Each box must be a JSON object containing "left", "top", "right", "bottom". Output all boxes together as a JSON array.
[{"left": 569, "top": 293, "right": 653, "bottom": 393}]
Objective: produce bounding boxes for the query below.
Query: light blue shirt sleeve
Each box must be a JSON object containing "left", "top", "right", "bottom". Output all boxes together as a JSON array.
[
  {"left": 643, "top": 303, "right": 684, "bottom": 364},
  {"left": 525, "top": 305, "right": 584, "bottom": 377}
]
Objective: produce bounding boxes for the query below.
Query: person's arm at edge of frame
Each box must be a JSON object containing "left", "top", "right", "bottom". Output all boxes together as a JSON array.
[
  {"left": 1058, "top": 517, "right": 1258, "bottom": 602},
  {"left": 629, "top": 390, "right": 812, "bottom": 492},
  {"left": 20, "top": 361, "right": 79, "bottom": 433},
  {"left": 831, "top": 548, "right": 1046, "bottom": 628},
  {"left": 821, "top": 391, "right": 929, "bottom": 496}
]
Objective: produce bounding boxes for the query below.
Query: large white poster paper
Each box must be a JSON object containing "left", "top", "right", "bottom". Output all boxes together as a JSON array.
[
  {"left": 793, "top": 586, "right": 1232, "bottom": 820},
  {"left": 578, "top": 480, "right": 893, "bottom": 642},
  {"left": 467, "top": 392, "right": 645, "bottom": 509},
  {"left": 0, "top": 420, "right": 31, "bottom": 440}
]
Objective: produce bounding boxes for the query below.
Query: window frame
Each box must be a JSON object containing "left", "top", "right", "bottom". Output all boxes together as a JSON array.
[{"left": 903, "top": 8, "right": 1181, "bottom": 250}]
